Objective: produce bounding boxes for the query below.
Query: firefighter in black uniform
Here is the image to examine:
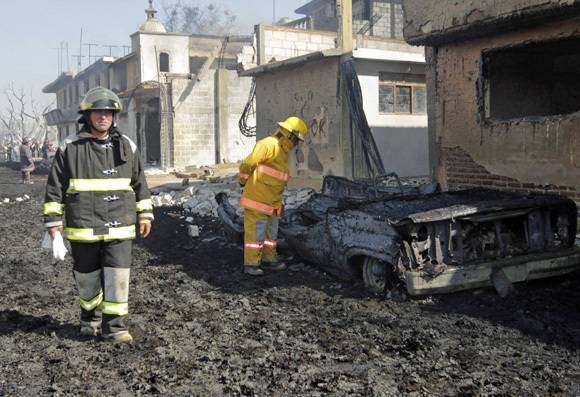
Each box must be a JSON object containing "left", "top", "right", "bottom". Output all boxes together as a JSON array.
[{"left": 44, "top": 87, "right": 154, "bottom": 344}]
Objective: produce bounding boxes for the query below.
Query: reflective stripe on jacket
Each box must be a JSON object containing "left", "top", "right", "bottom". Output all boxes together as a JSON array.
[
  {"left": 239, "top": 136, "right": 289, "bottom": 214},
  {"left": 43, "top": 126, "right": 153, "bottom": 241}
]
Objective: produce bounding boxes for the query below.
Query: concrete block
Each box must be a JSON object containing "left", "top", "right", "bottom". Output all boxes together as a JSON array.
[
  {"left": 306, "top": 43, "right": 319, "bottom": 52},
  {"left": 311, "top": 35, "right": 323, "bottom": 44},
  {"left": 187, "top": 225, "right": 200, "bottom": 237}
]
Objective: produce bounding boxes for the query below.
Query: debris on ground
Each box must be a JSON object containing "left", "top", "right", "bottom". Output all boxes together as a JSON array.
[{"left": 2, "top": 161, "right": 580, "bottom": 395}]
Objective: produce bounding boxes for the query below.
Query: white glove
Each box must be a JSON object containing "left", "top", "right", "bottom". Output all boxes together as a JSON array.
[
  {"left": 41, "top": 231, "right": 68, "bottom": 261},
  {"left": 52, "top": 231, "right": 68, "bottom": 261}
]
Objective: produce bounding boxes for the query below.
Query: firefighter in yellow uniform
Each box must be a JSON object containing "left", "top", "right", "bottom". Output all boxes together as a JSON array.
[{"left": 238, "top": 117, "right": 308, "bottom": 276}]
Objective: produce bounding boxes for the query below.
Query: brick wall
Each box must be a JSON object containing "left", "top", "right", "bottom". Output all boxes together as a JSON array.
[
  {"left": 169, "top": 70, "right": 255, "bottom": 169},
  {"left": 262, "top": 26, "right": 336, "bottom": 62},
  {"left": 446, "top": 146, "right": 580, "bottom": 210},
  {"left": 238, "top": 24, "right": 422, "bottom": 71},
  {"left": 171, "top": 76, "right": 216, "bottom": 168},
  {"left": 352, "top": 1, "right": 405, "bottom": 38}
]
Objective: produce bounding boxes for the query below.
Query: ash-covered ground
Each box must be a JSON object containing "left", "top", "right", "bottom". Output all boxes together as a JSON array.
[{"left": 1, "top": 160, "right": 580, "bottom": 396}]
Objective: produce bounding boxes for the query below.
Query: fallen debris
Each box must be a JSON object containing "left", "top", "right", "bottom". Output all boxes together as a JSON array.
[
  {"left": 187, "top": 225, "right": 200, "bottom": 237},
  {"left": 151, "top": 175, "right": 315, "bottom": 219},
  {"left": 491, "top": 267, "right": 515, "bottom": 298}
]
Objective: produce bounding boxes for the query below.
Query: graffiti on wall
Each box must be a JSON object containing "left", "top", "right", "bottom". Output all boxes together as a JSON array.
[{"left": 309, "top": 107, "right": 329, "bottom": 144}]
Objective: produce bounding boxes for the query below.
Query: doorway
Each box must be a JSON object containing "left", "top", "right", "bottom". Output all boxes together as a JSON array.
[{"left": 143, "top": 98, "right": 161, "bottom": 164}]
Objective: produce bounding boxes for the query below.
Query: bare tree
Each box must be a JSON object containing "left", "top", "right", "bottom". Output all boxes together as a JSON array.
[
  {"left": 158, "top": 0, "right": 239, "bottom": 35},
  {"left": 0, "top": 83, "right": 54, "bottom": 144}
]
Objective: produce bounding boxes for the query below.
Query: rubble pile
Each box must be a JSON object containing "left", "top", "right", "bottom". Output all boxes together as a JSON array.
[{"left": 150, "top": 176, "right": 316, "bottom": 218}]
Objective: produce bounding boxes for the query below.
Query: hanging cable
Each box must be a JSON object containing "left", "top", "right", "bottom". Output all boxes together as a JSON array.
[
  {"left": 218, "top": 36, "right": 229, "bottom": 69},
  {"left": 239, "top": 78, "right": 257, "bottom": 137},
  {"left": 341, "top": 57, "right": 386, "bottom": 178}
]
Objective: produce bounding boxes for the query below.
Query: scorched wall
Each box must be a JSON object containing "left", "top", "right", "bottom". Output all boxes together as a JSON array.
[{"left": 427, "top": 17, "right": 580, "bottom": 209}]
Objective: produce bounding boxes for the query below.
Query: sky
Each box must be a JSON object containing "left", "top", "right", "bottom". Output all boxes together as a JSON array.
[{"left": 0, "top": 0, "right": 308, "bottom": 111}]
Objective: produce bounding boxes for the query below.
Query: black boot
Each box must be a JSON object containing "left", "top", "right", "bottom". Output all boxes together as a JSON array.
[{"left": 244, "top": 264, "right": 264, "bottom": 276}]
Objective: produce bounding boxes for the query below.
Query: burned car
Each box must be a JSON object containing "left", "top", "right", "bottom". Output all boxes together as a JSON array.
[{"left": 217, "top": 175, "right": 580, "bottom": 296}]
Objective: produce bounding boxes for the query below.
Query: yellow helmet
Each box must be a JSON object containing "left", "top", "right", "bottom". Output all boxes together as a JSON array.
[{"left": 278, "top": 117, "right": 308, "bottom": 141}]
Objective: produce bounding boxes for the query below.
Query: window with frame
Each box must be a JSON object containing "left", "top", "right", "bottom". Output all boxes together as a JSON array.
[{"left": 379, "top": 73, "right": 427, "bottom": 114}]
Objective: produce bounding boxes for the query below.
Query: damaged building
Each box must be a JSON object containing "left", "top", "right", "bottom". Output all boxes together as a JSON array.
[
  {"left": 42, "top": 1, "right": 256, "bottom": 170},
  {"left": 400, "top": 0, "right": 580, "bottom": 214},
  {"left": 222, "top": 0, "right": 580, "bottom": 295},
  {"left": 238, "top": 0, "right": 429, "bottom": 182}
]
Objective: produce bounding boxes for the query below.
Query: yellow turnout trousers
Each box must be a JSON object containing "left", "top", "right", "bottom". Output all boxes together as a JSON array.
[{"left": 244, "top": 207, "right": 280, "bottom": 267}]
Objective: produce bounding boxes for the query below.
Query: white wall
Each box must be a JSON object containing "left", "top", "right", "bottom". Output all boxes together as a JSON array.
[
  {"left": 355, "top": 57, "right": 429, "bottom": 177},
  {"left": 137, "top": 33, "right": 190, "bottom": 82}
]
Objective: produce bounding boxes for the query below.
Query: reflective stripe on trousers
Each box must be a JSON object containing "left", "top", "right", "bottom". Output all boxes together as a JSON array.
[
  {"left": 243, "top": 207, "right": 279, "bottom": 266},
  {"left": 70, "top": 239, "right": 132, "bottom": 338}
]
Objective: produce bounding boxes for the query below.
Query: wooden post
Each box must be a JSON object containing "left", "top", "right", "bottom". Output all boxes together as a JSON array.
[{"left": 337, "top": 0, "right": 353, "bottom": 54}]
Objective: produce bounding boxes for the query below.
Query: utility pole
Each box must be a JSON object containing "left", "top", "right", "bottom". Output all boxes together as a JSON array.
[
  {"left": 79, "top": 29, "right": 83, "bottom": 70},
  {"left": 103, "top": 45, "right": 118, "bottom": 57},
  {"left": 54, "top": 47, "right": 61, "bottom": 74},
  {"left": 71, "top": 55, "right": 85, "bottom": 71},
  {"left": 337, "top": 0, "right": 353, "bottom": 54},
  {"left": 83, "top": 43, "right": 98, "bottom": 64},
  {"left": 60, "top": 41, "right": 65, "bottom": 72}
]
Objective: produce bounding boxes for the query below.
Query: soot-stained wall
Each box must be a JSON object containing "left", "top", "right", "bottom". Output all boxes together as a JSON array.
[{"left": 401, "top": 0, "right": 580, "bottom": 211}]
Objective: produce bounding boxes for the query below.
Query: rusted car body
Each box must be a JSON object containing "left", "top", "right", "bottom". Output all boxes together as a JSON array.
[{"left": 217, "top": 175, "right": 580, "bottom": 295}]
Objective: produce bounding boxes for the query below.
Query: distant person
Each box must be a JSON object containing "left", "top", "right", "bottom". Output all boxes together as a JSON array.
[
  {"left": 30, "top": 140, "right": 38, "bottom": 158},
  {"left": 44, "top": 87, "right": 154, "bottom": 344},
  {"left": 12, "top": 142, "right": 19, "bottom": 162},
  {"left": 238, "top": 117, "right": 308, "bottom": 276},
  {"left": 5, "top": 143, "right": 12, "bottom": 161},
  {"left": 43, "top": 141, "right": 50, "bottom": 159},
  {"left": 20, "top": 138, "right": 35, "bottom": 184}
]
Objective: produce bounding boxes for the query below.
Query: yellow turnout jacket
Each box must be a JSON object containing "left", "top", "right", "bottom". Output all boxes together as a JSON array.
[{"left": 238, "top": 136, "right": 290, "bottom": 215}]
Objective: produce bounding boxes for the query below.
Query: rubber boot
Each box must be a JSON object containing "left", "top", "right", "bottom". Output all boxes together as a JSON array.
[
  {"left": 261, "top": 261, "right": 287, "bottom": 270},
  {"left": 104, "top": 333, "right": 133, "bottom": 344},
  {"left": 25, "top": 172, "right": 33, "bottom": 185},
  {"left": 244, "top": 264, "right": 264, "bottom": 276}
]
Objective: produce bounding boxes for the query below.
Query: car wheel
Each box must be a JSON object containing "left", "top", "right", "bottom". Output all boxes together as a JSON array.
[{"left": 362, "top": 257, "right": 392, "bottom": 294}]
